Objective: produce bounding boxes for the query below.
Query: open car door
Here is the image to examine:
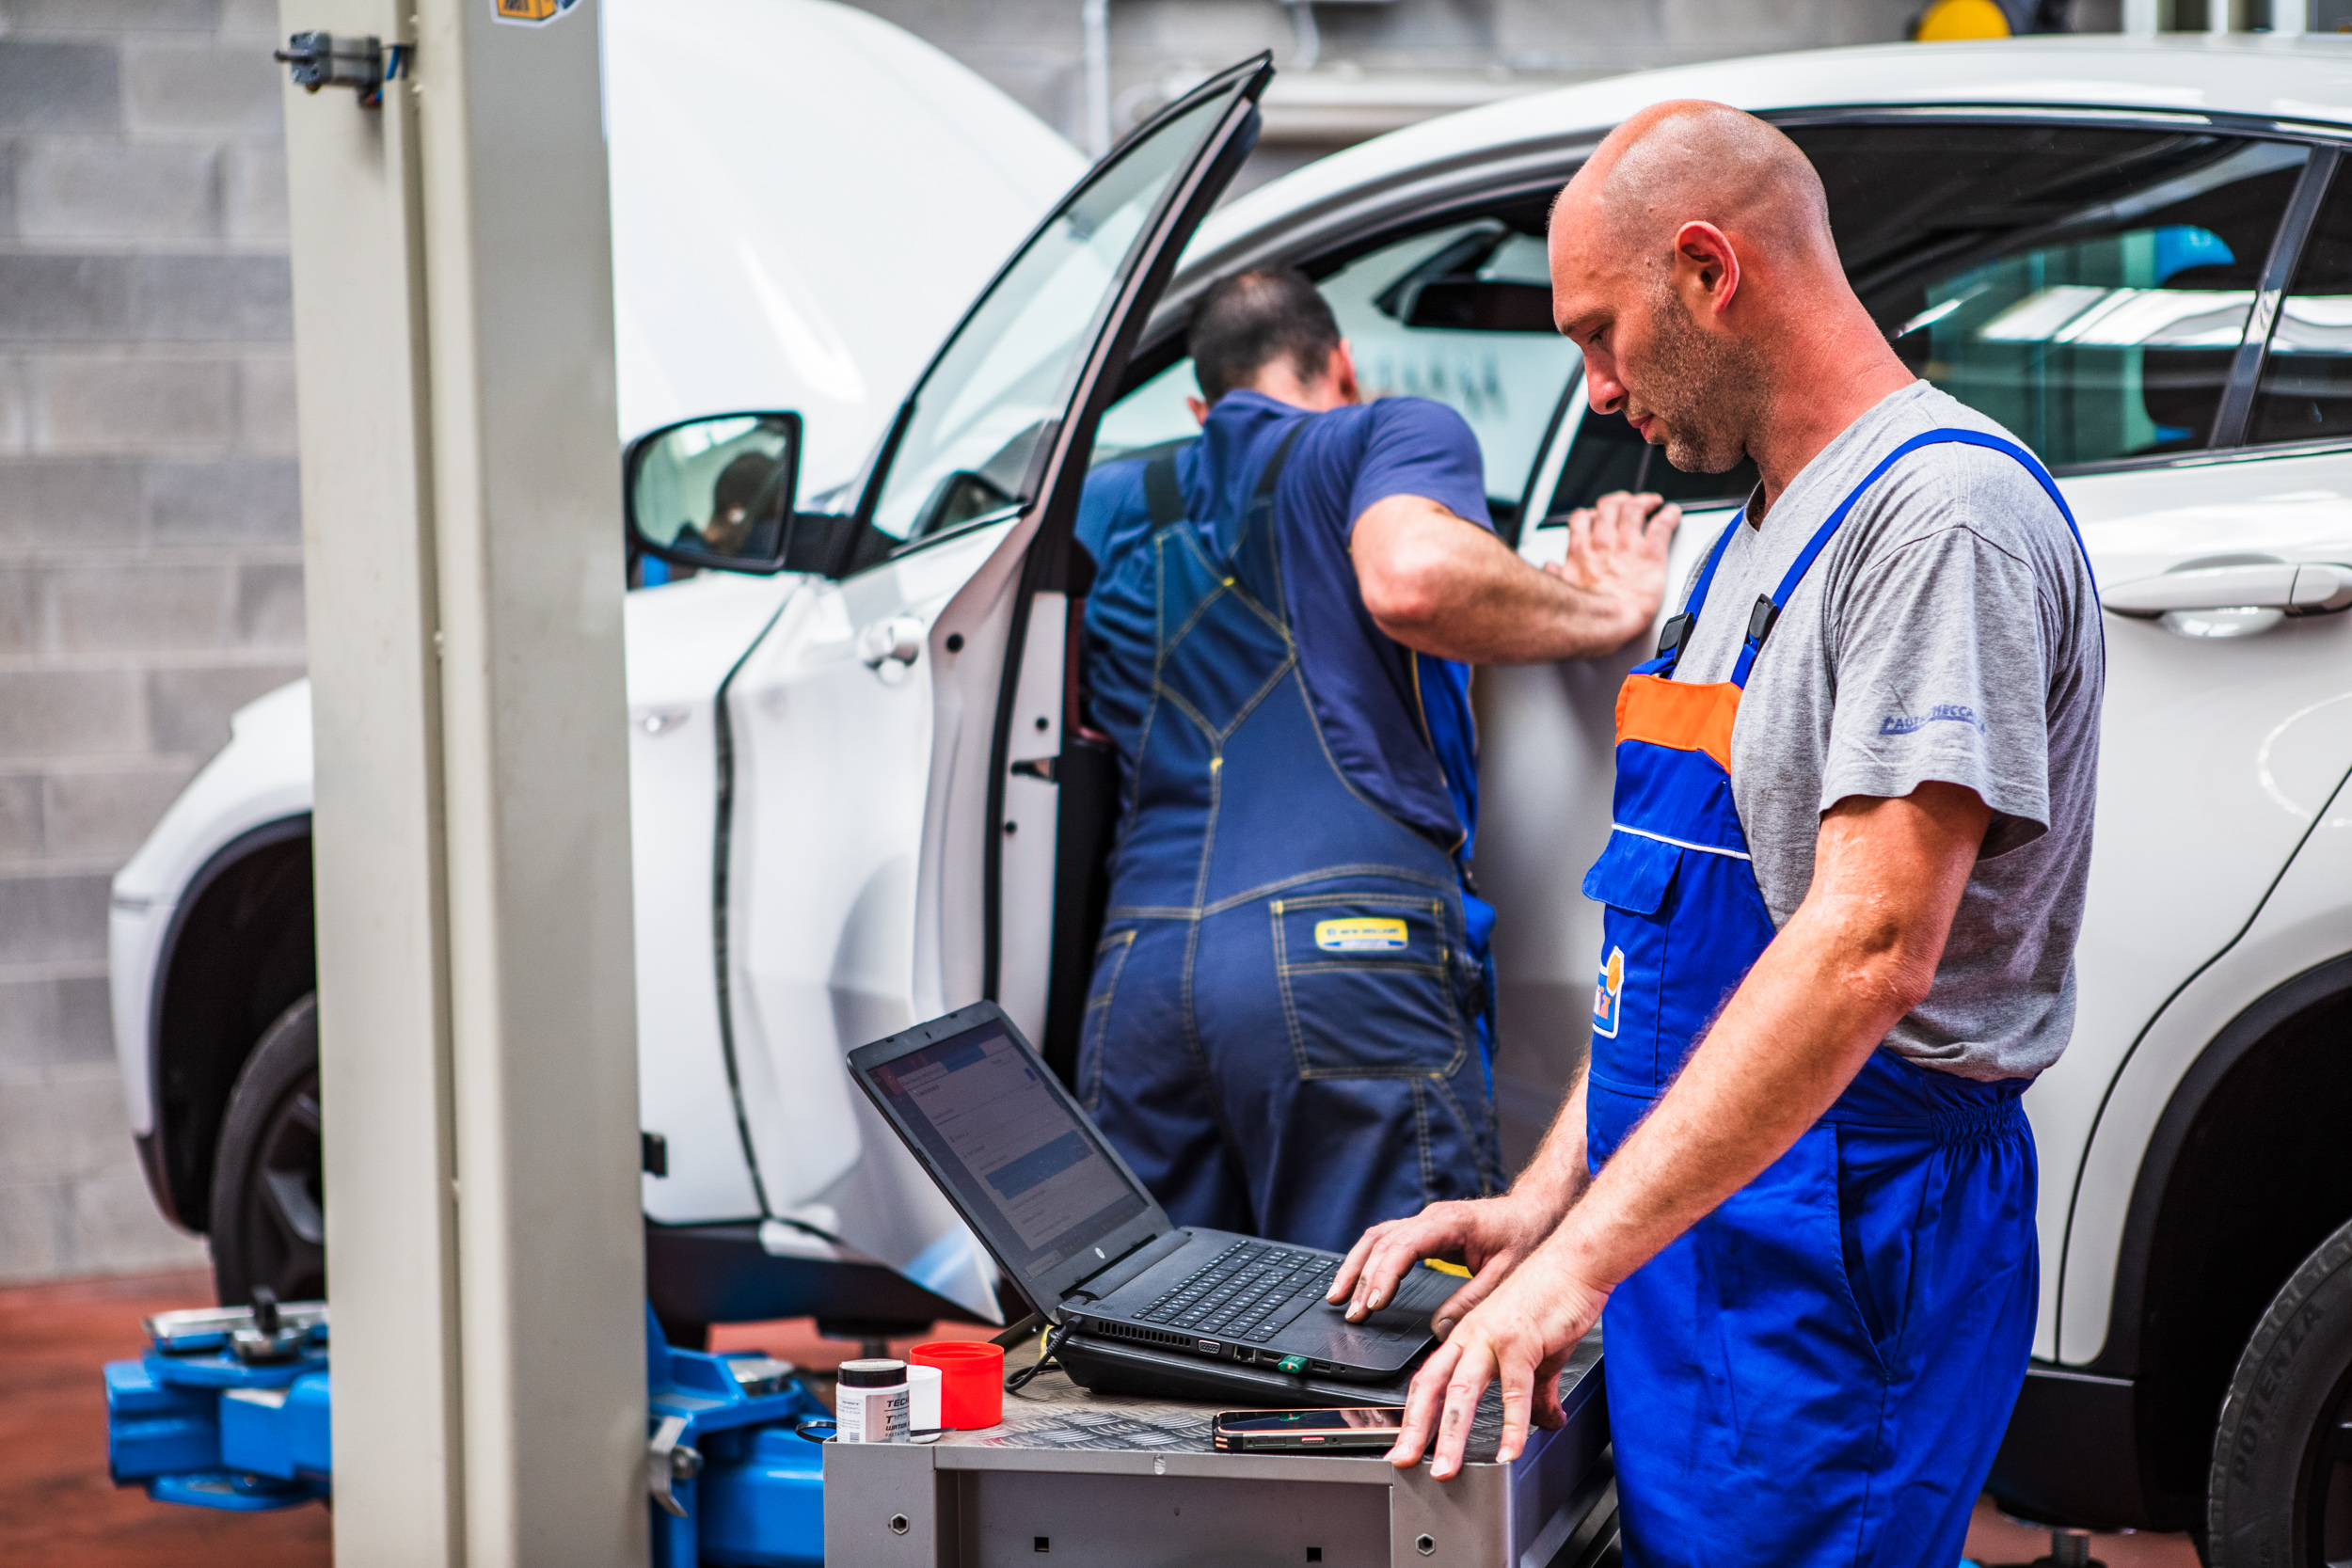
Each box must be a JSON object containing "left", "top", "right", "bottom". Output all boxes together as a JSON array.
[{"left": 711, "top": 58, "right": 1275, "bottom": 1322}]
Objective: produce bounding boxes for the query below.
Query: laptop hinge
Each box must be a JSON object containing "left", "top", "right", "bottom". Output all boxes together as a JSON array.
[{"left": 1068, "top": 1230, "right": 1186, "bottom": 1304}]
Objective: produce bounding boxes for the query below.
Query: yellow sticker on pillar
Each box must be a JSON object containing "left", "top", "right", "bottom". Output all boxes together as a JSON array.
[
  {"left": 493, "top": 0, "right": 579, "bottom": 24},
  {"left": 1593, "top": 946, "right": 1624, "bottom": 1039},
  {"left": 1314, "top": 917, "right": 1408, "bottom": 953}
]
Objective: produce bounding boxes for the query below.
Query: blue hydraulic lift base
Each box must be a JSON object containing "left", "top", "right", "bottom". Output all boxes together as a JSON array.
[{"left": 103, "top": 1297, "right": 832, "bottom": 1566}]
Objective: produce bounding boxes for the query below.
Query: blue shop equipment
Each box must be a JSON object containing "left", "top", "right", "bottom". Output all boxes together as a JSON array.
[{"left": 104, "top": 1294, "right": 833, "bottom": 1566}]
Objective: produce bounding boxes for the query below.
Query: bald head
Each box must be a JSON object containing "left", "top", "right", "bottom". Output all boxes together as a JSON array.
[
  {"left": 1546, "top": 101, "right": 1909, "bottom": 498},
  {"left": 1571, "top": 102, "right": 1833, "bottom": 273}
]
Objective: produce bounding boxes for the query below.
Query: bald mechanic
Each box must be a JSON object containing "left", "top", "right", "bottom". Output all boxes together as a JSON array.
[
  {"left": 1331, "top": 103, "right": 2103, "bottom": 1564},
  {"left": 1074, "top": 268, "right": 1677, "bottom": 1253}
]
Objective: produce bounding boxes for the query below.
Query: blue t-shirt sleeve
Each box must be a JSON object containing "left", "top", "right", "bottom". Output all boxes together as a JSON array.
[
  {"left": 1342, "top": 398, "right": 1492, "bottom": 540},
  {"left": 1075, "top": 457, "right": 1151, "bottom": 569}
]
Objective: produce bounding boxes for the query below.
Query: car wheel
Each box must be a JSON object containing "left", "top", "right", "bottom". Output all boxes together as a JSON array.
[
  {"left": 2209, "top": 1215, "right": 2352, "bottom": 1568},
  {"left": 209, "top": 993, "right": 326, "bottom": 1307}
]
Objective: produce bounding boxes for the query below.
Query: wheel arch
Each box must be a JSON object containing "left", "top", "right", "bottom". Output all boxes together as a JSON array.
[
  {"left": 2094, "top": 953, "right": 2352, "bottom": 1523},
  {"left": 140, "top": 815, "right": 317, "bottom": 1232}
]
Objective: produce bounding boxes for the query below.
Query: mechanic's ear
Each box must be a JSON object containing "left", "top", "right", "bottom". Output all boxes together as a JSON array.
[
  {"left": 1187, "top": 394, "right": 1212, "bottom": 426},
  {"left": 1331, "top": 341, "right": 1361, "bottom": 406}
]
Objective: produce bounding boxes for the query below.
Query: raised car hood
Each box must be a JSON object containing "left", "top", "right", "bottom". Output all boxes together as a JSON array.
[{"left": 606, "top": 0, "right": 1087, "bottom": 494}]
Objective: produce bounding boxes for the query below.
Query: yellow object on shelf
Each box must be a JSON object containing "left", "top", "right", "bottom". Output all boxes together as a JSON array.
[
  {"left": 1422, "top": 1259, "right": 1471, "bottom": 1279},
  {"left": 1916, "top": 0, "right": 2013, "bottom": 40}
]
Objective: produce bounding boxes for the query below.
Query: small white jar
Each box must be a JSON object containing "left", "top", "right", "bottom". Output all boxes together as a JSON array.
[{"left": 834, "top": 1358, "right": 911, "bottom": 1444}]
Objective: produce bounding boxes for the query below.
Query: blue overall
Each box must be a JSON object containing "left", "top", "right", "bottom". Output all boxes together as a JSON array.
[
  {"left": 1582, "top": 432, "right": 2080, "bottom": 1566},
  {"left": 1075, "top": 419, "right": 1502, "bottom": 1254}
]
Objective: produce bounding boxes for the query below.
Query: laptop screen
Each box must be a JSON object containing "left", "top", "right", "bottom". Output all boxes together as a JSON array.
[{"left": 865, "top": 1021, "right": 1151, "bottom": 1280}]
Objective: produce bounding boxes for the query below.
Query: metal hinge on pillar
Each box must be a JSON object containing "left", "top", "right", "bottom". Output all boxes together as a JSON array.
[{"left": 273, "top": 33, "right": 408, "bottom": 108}]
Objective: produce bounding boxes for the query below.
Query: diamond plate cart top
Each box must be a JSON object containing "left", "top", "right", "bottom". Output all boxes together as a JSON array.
[{"left": 822, "top": 1335, "right": 1610, "bottom": 1568}]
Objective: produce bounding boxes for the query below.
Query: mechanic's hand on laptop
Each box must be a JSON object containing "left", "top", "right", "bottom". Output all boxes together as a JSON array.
[
  {"left": 1327, "top": 1188, "right": 1560, "bottom": 1338},
  {"left": 1546, "top": 489, "right": 1680, "bottom": 653},
  {"left": 1383, "top": 1242, "right": 1610, "bottom": 1480}
]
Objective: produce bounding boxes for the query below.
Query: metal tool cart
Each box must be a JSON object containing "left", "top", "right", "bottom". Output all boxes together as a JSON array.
[{"left": 824, "top": 1335, "right": 1613, "bottom": 1568}]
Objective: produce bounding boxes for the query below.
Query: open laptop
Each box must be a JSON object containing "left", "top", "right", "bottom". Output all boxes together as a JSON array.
[{"left": 848, "top": 1002, "right": 1458, "bottom": 1387}]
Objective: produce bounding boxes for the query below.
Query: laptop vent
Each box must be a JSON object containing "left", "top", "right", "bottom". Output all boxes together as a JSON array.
[{"left": 1092, "top": 1320, "right": 1196, "bottom": 1351}]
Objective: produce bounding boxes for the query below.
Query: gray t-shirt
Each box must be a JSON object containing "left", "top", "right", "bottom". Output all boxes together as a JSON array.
[{"left": 1666, "top": 382, "right": 2103, "bottom": 1081}]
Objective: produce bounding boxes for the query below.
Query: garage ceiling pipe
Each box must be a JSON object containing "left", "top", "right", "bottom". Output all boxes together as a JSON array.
[{"left": 278, "top": 1, "right": 646, "bottom": 1565}]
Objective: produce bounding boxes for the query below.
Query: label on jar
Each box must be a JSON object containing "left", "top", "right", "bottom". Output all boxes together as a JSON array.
[{"left": 836, "top": 1382, "right": 910, "bottom": 1444}]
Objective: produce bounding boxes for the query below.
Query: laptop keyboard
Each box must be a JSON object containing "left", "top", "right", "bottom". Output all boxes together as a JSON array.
[{"left": 1133, "top": 1242, "right": 1340, "bottom": 1344}]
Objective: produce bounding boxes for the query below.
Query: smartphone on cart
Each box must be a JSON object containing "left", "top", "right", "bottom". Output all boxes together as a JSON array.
[{"left": 1211, "top": 1407, "right": 1407, "bottom": 1453}]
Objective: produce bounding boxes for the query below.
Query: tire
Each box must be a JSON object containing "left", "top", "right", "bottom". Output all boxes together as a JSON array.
[
  {"left": 2208, "top": 1216, "right": 2352, "bottom": 1568},
  {"left": 209, "top": 993, "right": 326, "bottom": 1307}
]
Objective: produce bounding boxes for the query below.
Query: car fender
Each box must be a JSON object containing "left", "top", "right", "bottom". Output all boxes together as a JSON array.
[
  {"left": 2058, "top": 756, "right": 2352, "bottom": 1366},
  {"left": 110, "top": 574, "right": 797, "bottom": 1220},
  {"left": 110, "top": 680, "right": 315, "bottom": 1140}
]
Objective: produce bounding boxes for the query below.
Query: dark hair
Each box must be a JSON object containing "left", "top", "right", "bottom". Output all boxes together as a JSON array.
[{"left": 1187, "top": 267, "right": 1342, "bottom": 404}]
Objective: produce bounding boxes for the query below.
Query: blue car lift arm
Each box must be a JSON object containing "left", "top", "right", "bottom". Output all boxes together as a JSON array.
[{"left": 105, "top": 1295, "right": 834, "bottom": 1567}]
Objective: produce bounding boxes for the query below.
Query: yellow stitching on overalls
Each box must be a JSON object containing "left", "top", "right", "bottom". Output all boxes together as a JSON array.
[
  {"left": 1411, "top": 1080, "right": 1437, "bottom": 1202},
  {"left": 1423, "top": 1075, "right": 1494, "bottom": 1191},
  {"left": 1079, "top": 927, "right": 1136, "bottom": 1113},
  {"left": 1102, "top": 863, "right": 1455, "bottom": 924},
  {"left": 1406, "top": 649, "right": 1469, "bottom": 855},
  {"left": 1194, "top": 866, "right": 1452, "bottom": 916},
  {"left": 1211, "top": 652, "right": 1301, "bottom": 744},
  {"left": 1172, "top": 519, "right": 1292, "bottom": 642}
]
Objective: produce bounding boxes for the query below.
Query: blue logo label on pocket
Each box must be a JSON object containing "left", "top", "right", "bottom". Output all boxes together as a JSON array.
[{"left": 1593, "top": 946, "right": 1625, "bottom": 1039}]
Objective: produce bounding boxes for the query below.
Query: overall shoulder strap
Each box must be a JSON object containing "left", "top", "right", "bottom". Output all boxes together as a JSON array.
[
  {"left": 1639, "top": 509, "right": 1746, "bottom": 677},
  {"left": 1730, "top": 426, "right": 2090, "bottom": 688},
  {"left": 1256, "top": 420, "right": 1306, "bottom": 499},
  {"left": 1142, "top": 451, "right": 1186, "bottom": 527}
]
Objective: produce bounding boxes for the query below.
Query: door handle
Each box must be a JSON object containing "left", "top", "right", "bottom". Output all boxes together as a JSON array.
[
  {"left": 856, "top": 616, "right": 925, "bottom": 670},
  {"left": 2102, "top": 562, "right": 2352, "bottom": 618}
]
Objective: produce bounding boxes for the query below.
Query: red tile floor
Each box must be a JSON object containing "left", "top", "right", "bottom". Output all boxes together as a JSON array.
[{"left": 1, "top": 1269, "right": 2196, "bottom": 1565}]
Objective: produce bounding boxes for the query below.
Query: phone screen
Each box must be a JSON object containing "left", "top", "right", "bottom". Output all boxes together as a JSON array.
[{"left": 1217, "top": 1408, "right": 1406, "bottom": 1433}]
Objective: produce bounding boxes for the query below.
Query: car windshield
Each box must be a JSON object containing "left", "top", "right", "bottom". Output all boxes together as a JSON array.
[{"left": 864, "top": 71, "right": 1253, "bottom": 545}]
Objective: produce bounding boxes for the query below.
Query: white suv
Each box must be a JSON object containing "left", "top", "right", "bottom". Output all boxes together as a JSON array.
[{"left": 113, "top": 36, "right": 2352, "bottom": 1562}]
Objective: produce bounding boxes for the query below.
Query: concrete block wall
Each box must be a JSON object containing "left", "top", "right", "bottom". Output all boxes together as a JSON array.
[{"left": 0, "top": 0, "right": 300, "bottom": 1284}]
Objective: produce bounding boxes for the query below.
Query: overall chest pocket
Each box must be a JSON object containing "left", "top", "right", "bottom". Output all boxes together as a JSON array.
[
  {"left": 1272, "top": 894, "right": 1467, "bottom": 1079},
  {"left": 1581, "top": 829, "right": 1683, "bottom": 916}
]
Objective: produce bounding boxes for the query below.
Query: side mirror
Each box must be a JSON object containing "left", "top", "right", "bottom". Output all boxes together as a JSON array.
[{"left": 624, "top": 412, "right": 803, "bottom": 577}]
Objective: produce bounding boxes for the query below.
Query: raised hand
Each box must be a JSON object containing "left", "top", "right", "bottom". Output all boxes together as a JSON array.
[{"left": 1547, "top": 489, "right": 1681, "bottom": 652}]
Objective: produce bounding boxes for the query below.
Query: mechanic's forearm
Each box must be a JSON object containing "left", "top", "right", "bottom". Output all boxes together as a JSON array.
[
  {"left": 1504, "top": 1062, "right": 1593, "bottom": 1225},
  {"left": 1539, "top": 789, "right": 1985, "bottom": 1291},
  {"left": 1354, "top": 497, "right": 1643, "bottom": 663},
  {"left": 1541, "top": 915, "right": 1903, "bottom": 1291}
]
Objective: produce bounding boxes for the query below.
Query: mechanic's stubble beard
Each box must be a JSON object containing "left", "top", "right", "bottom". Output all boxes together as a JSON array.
[{"left": 1627, "top": 281, "right": 1765, "bottom": 476}]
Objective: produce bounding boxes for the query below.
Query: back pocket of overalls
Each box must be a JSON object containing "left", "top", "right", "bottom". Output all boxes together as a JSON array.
[{"left": 1272, "top": 895, "right": 1464, "bottom": 1078}]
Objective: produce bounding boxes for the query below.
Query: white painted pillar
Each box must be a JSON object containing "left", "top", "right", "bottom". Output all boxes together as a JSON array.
[
  {"left": 2124, "top": 0, "right": 2165, "bottom": 34},
  {"left": 2274, "top": 0, "right": 2309, "bottom": 36},
  {"left": 280, "top": 0, "right": 647, "bottom": 1563}
]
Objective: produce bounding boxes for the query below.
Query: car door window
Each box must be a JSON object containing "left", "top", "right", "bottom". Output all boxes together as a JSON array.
[
  {"left": 2250, "top": 164, "right": 2352, "bottom": 446},
  {"left": 1095, "top": 218, "right": 1582, "bottom": 532},
  {"left": 862, "top": 70, "right": 1258, "bottom": 547},
  {"left": 1796, "top": 120, "right": 2306, "bottom": 467},
  {"left": 1538, "top": 124, "right": 2308, "bottom": 522}
]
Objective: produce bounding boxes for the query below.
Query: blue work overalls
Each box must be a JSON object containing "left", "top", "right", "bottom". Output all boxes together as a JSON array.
[
  {"left": 1582, "top": 431, "right": 2082, "bottom": 1567},
  {"left": 1076, "top": 426, "right": 1502, "bottom": 1254}
]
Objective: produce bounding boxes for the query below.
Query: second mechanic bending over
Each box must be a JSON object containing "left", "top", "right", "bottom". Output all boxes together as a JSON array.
[{"left": 1073, "top": 267, "right": 1677, "bottom": 1253}]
